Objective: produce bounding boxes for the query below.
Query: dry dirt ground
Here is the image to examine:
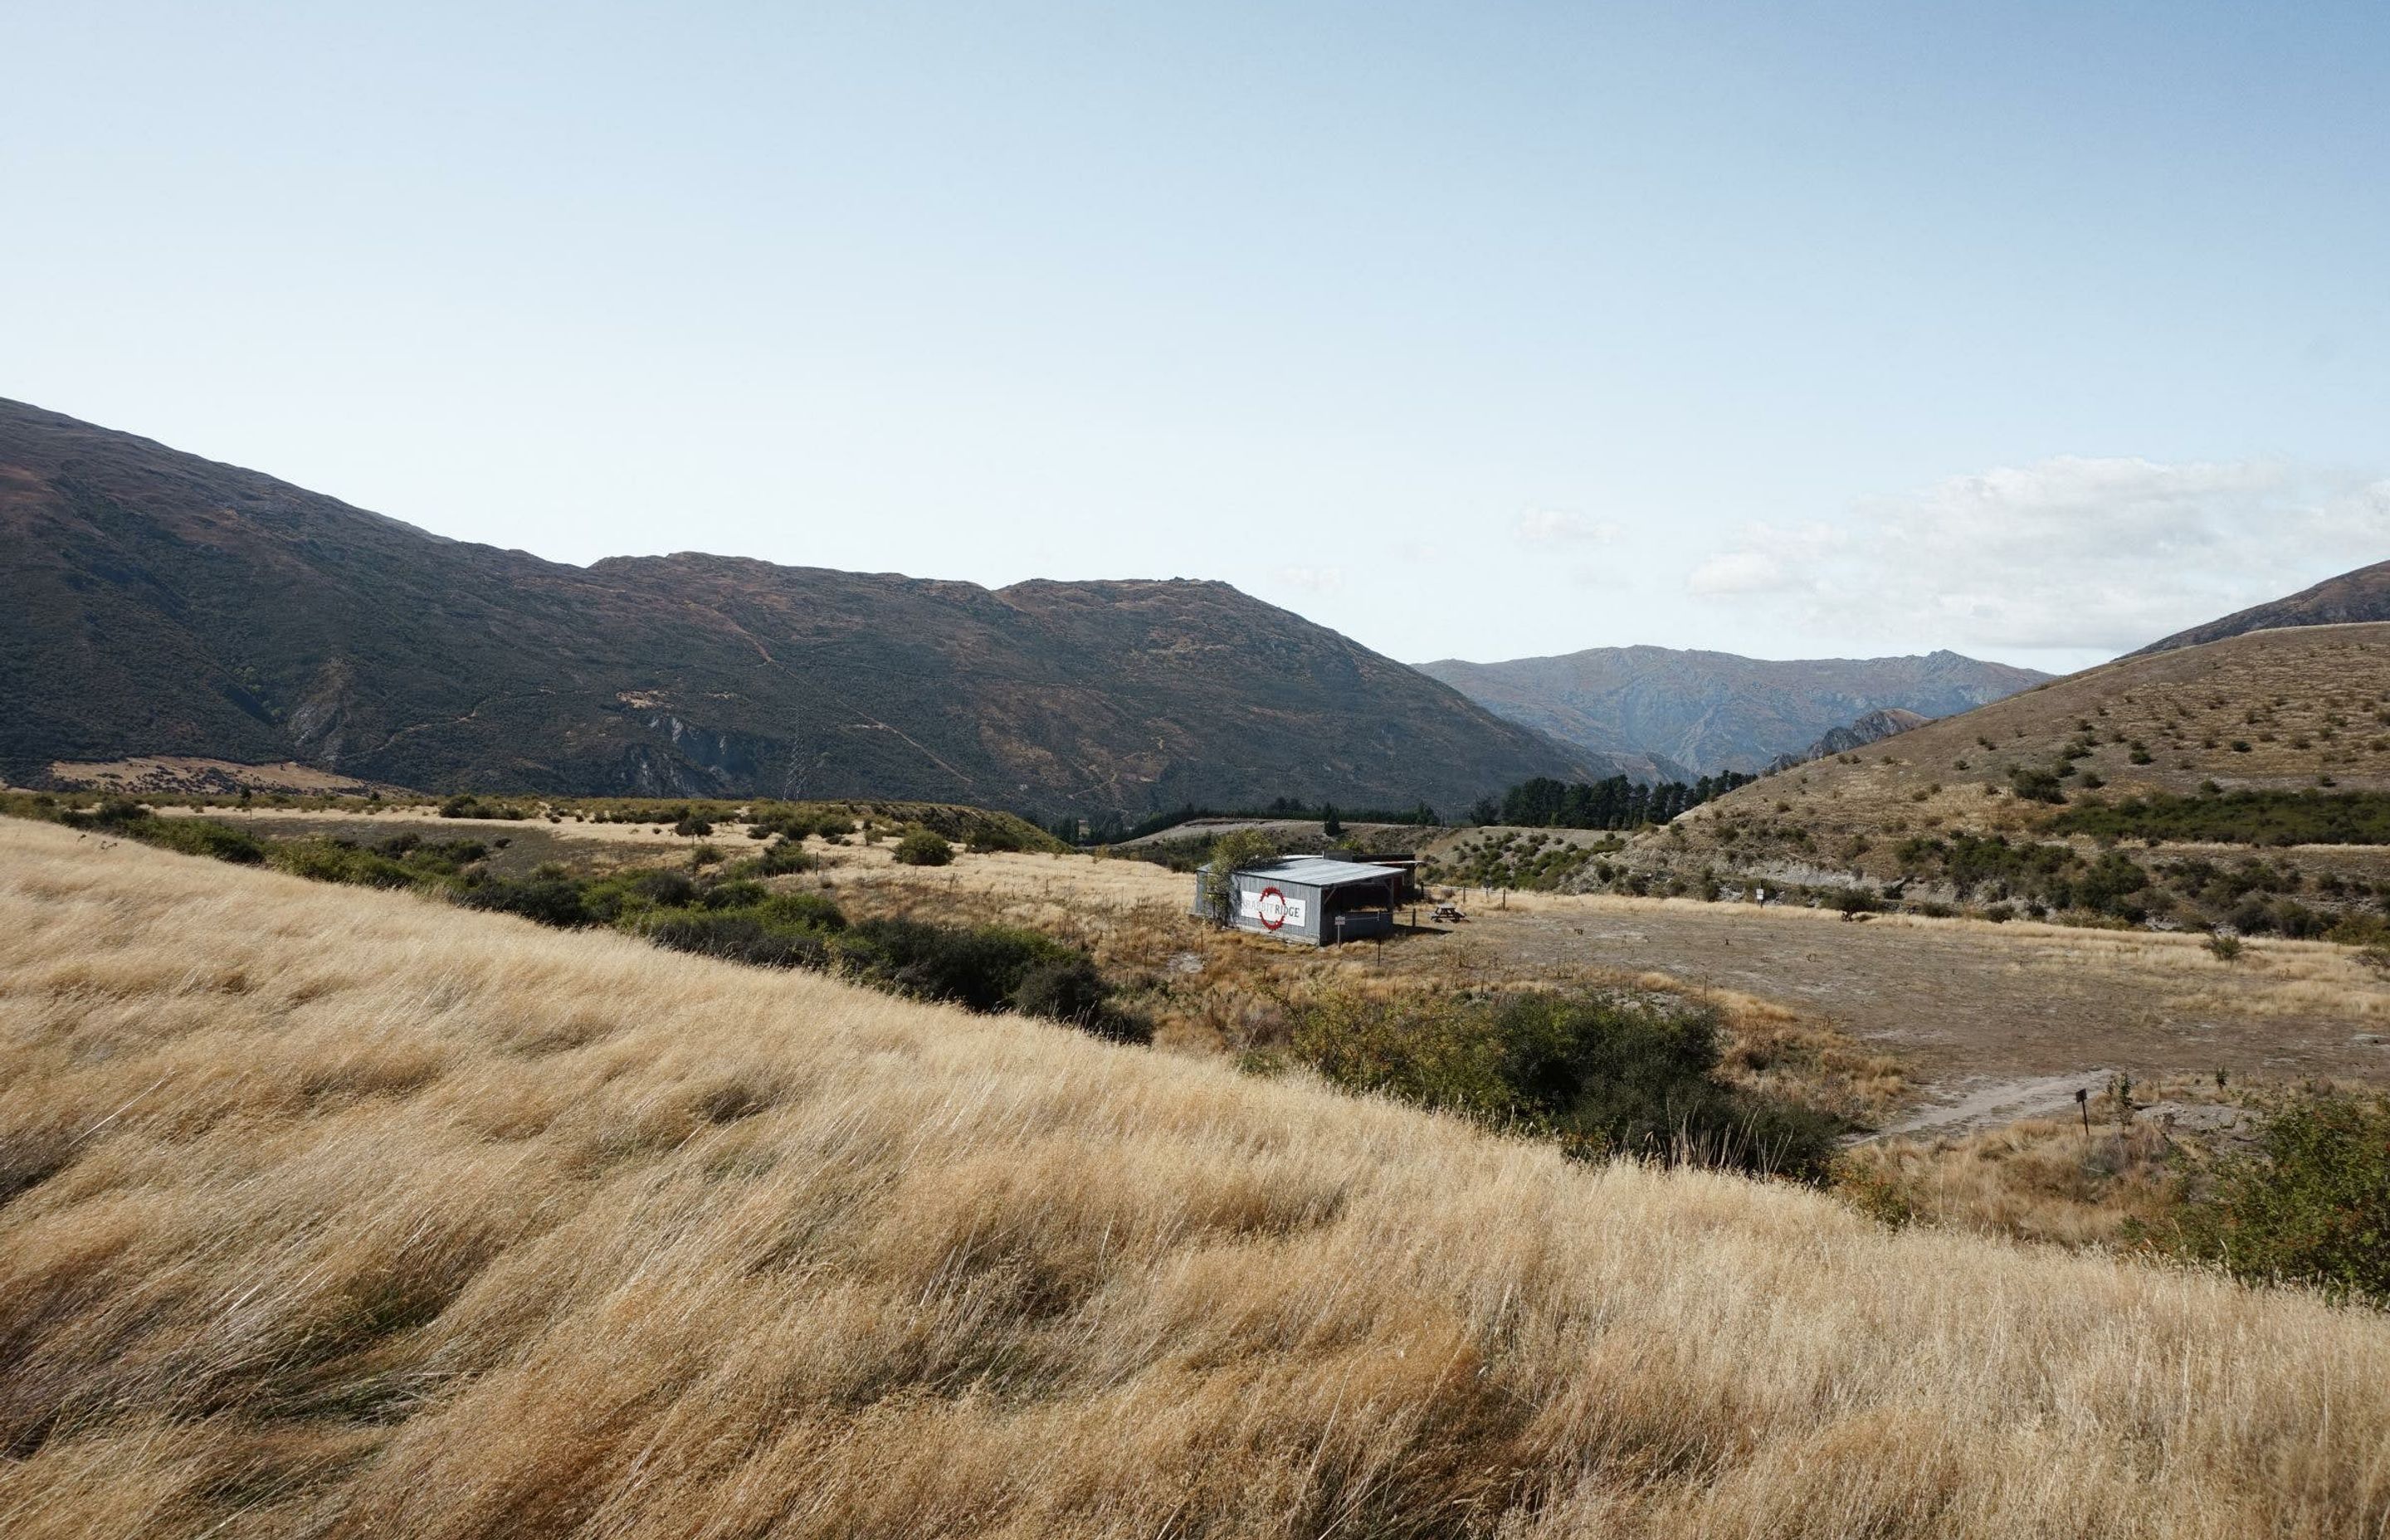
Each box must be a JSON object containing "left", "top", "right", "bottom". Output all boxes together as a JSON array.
[
  {"left": 1471, "top": 895, "right": 2390, "bottom": 1114},
  {"left": 165, "top": 809, "right": 2390, "bottom": 1131}
]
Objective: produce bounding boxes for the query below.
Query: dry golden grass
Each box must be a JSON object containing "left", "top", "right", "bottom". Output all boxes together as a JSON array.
[
  {"left": 1837, "top": 1082, "right": 2231, "bottom": 1249},
  {"left": 45, "top": 756, "right": 409, "bottom": 798},
  {"left": 8, "top": 816, "right": 2390, "bottom": 1538}
]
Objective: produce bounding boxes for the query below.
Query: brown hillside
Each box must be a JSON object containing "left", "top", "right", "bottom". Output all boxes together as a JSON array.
[
  {"left": 1684, "top": 622, "right": 2390, "bottom": 851},
  {"left": 0, "top": 398, "right": 1612, "bottom": 814},
  {"left": 2133, "top": 558, "right": 2390, "bottom": 656}
]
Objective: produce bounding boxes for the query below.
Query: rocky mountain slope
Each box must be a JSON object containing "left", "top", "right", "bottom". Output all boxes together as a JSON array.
[
  {"left": 2131, "top": 558, "right": 2390, "bottom": 656},
  {"left": 0, "top": 399, "right": 1615, "bottom": 813},
  {"left": 1417, "top": 645, "right": 2047, "bottom": 776},
  {"left": 1763, "top": 708, "right": 1930, "bottom": 774}
]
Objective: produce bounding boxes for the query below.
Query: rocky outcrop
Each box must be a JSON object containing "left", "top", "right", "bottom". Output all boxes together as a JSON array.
[{"left": 1763, "top": 708, "right": 1931, "bottom": 774}]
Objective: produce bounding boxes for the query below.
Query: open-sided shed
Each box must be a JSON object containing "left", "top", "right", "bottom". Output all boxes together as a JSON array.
[{"left": 1193, "top": 855, "right": 1405, "bottom": 945}]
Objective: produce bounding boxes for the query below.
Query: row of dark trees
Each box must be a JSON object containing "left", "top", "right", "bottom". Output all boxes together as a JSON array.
[
  {"left": 1043, "top": 773, "right": 1749, "bottom": 846},
  {"left": 1476, "top": 772, "right": 1755, "bottom": 831},
  {"left": 1052, "top": 797, "right": 1441, "bottom": 846}
]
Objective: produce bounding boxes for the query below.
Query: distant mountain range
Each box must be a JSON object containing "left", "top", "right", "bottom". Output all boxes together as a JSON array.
[
  {"left": 0, "top": 400, "right": 1627, "bottom": 815},
  {"left": 2130, "top": 558, "right": 2390, "bottom": 656},
  {"left": 1415, "top": 646, "right": 2050, "bottom": 776}
]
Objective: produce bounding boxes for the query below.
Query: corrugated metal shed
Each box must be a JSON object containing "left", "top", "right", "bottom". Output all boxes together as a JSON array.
[
  {"left": 1192, "top": 855, "right": 1405, "bottom": 945},
  {"left": 1243, "top": 855, "right": 1413, "bottom": 887}
]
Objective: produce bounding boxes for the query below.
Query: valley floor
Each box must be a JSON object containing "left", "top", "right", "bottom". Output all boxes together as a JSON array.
[
  {"left": 179, "top": 805, "right": 2390, "bottom": 1128},
  {"left": 7, "top": 816, "right": 2390, "bottom": 1537}
]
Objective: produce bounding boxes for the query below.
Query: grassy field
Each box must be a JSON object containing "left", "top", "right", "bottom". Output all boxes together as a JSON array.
[{"left": 7, "top": 816, "right": 2390, "bottom": 1536}]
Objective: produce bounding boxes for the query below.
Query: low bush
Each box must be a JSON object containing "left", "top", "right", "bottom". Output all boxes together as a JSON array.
[
  {"left": 2009, "top": 766, "right": 2066, "bottom": 804},
  {"left": 2052, "top": 789, "right": 2390, "bottom": 846},
  {"left": 377, "top": 834, "right": 486, "bottom": 872},
  {"left": 140, "top": 817, "right": 268, "bottom": 865},
  {"left": 2153, "top": 1090, "right": 2390, "bottom": 1306},
  {"left": 644, "top": 912, "right": 832, "bottom": 970},
  {"left": 892, "top": 828, "right": 954, "bottom": 866},
  {"left": 841, "top": 919, "right": 1064, "bottom": 1011},
  {"left": 1290, "top": 989, "right": 1839, "bottom": 1182},
  {"left": 1013, "top": 955, "right": 1149, "bottom": 1042},
  {"left": 732, "top": 837, "right": 817, "bottom": 876},
  {"left": 755, "top": 891, "right": 846, "bottom": 932},
  {"left": 268, "top": 839, "right": 417, "bottom": 889},
  {"left": 459, "top": 877, "right": 593, "bottom": 928}
]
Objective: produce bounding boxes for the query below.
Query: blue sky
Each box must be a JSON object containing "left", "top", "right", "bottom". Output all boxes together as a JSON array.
[{"left": 6, "top": 2, "right": 2387, "bottom": 673}]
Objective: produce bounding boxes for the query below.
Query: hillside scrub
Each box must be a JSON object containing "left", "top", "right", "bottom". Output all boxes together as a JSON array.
[
  {"left": 1427, "top": 828, "right": 1621, "bottom": 891},
  {"left": 2153, "top": 1089, "right": 2390, "bottom": 1306},
  {"left": 2053, "top": 788, "right": 2390, "bottom": 846},
  {"left": 1880, "top": 831, "right": 2390, "bottom": 934},
  {"left": 6, "top": 816, "right": 2390, "bottom": 1536},
  {"left": 1285, "top": 988, "right": 1841, "bottom": 1182}
]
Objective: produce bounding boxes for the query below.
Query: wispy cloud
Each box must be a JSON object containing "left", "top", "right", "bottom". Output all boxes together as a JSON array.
[
  {"left": 1271, "top": 564, "right": 1344, "bottom": 594},
  {"left": 1515, "top": 510, "right": 1618, "bottom": 546},
  {"left": 1685, "top": 457, "right": 2390, "bottom": 654}
]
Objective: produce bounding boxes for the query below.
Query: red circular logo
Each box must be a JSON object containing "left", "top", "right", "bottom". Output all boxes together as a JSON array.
[{"left": 1256, "top": 885, "right": 1289, "bottom": 930}]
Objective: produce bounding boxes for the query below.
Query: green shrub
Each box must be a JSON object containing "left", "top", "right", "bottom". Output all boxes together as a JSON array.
[
  {"left": 459, "top": 877, "right": 592, "bottom": 928},
  {"left": 139, "top": 817, "right": 267, "bottom": 865},
  {"left": 1290, "top": 989, "right": 1838, "bottom": 1182},
  {"left": 1012, "top": 954, "right": 1149, "bottom": 1042},
  {"left": 378, "top": 834, "right": 486, "bottom": 873},
  {"left": 841, "top": 919, "right": 1065, "bottom": 1011},
  {"left": 2009, "top": 766, "right": 2066, "bottom": 804},
  {"left": 755, "top": 891, "right": 846, "bottom": 932},
  {"left": 2052, "top": 789, "right": 2390, "bottom": 846},
  {"left": 1014, "top": 954, "right": 1107, "bottom": 1024},
  {"left": 1198, "top": 828, "right": 1281, "bottom": 919},
  {"left": 267, "top": 839, "right": 417, "bottom": 888},
  {"left": 56, "top": 797, "right": 154, "bottom": 834},
  {"left": 734, "top": 837, "right": 817, "bottom": 876},
  {"left": 630, "top": 869, "right": 697, "bottom": 906},
  {"left": 891, "top": 828, "right": 954, "bottom": 866},
  {"left": 2156, "top": 1091, "right": 2390, "bottom": 1306},
  {"left": 644, "top": 913, "right": 832, "bottom": 969}
]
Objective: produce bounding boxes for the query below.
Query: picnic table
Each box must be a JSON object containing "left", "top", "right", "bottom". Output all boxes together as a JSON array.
[{"left": 1429, "top": 904, "right": 1468, "bottom": 924}]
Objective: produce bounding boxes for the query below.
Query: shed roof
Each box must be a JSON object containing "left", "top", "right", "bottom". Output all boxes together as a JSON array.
[{"left": 1235, "top": 855, "right": 1407, "bottom": 889}]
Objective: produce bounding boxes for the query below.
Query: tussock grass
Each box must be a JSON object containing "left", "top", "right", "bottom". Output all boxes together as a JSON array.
[{"left": 6, "top": 816, "right": 2390, "bottom": 1537}]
